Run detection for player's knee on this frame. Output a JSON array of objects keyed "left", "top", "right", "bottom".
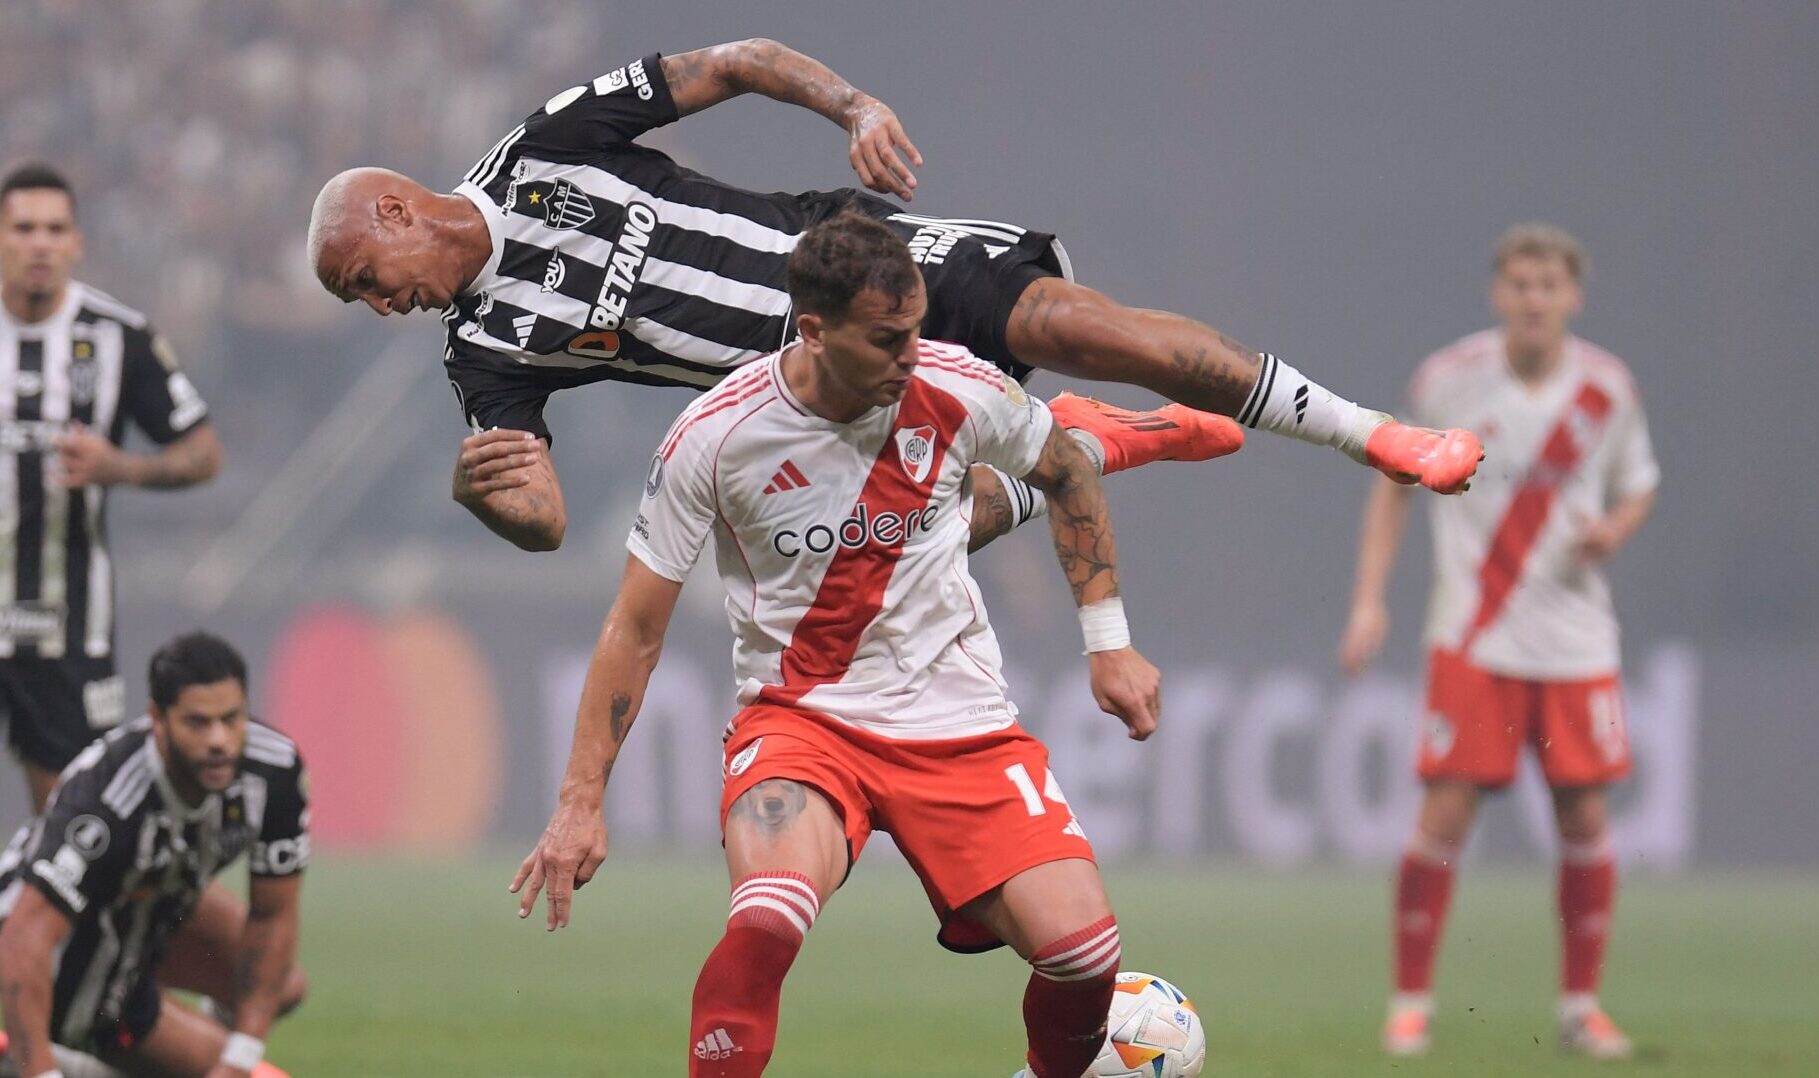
[
  {"left": 1029, "top": 914, "right": 1121, "bottom": 990},
  {"left": 725, "top": 871, "right": 820, "bottom": 947}
]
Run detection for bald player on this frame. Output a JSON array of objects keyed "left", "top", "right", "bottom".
[{"left": 308, "top": 39, "right": 1481, "bottom": 552}]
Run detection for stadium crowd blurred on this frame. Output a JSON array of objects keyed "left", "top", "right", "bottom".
[{"left": 2, "top": 0, "right": 594, "bottom": 402}]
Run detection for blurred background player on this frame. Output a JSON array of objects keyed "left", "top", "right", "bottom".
[
  {"left": 307, "top": 37, "right": 1479, "bottom": 553},
  {"left": 0, "top": 163, "right": 222, "bottom": 813},
  {"left": 0, "top": 631, "right": 307, "bottom": 1078},
  {"left": 513, "top": 214, "right": 1160, "bottom": 1077},
  {"left": 1339, "top": 224, "right": 1660, "bottom": 1059}
]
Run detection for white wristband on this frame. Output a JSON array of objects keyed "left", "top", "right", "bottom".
[
  {"left": 32, "top": 1070, "right": 65, "bottom": 1078},
  {"left": 222, "top": 1032, "right": 265, "bottom": 1071},
  {"left": 1078, "top": 597, "right": 1131, "bottom": 653}
]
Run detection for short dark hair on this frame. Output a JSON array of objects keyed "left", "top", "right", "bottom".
[
  {"left": 786, "top": 211, "right": 920, "bottom": 323},
  {"left": 148, "top": 632, "right": 247, "bottom": 710},
  {"left": 0, "top": 162, "right": 76, "bottom": 218}
]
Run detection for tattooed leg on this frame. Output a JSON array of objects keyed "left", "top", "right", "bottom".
[
  {"left": 1004, "top": 277, "right": 1392, "bottom": 458},
  {"left": 724, "top": 778, "right": 849, "bottom": 900}
]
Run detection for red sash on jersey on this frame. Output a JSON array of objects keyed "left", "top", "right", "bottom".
[
  {"left": 758, "top": 380, "right": 971, "bottom": 706},
  {"left": 1456, "top": 380, "right": 1614, "bottom": 655}
]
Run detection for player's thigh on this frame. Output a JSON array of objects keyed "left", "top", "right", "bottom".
[
  {"left": 959, "top": 857, "right": 1112, "bottom": 960},
  {"left": 723, "top": 778, "right": 849, "bottom": 901},
  {"left": 157, "top": 880, "right": 247, "bottom": 999},
  {"left": 108, "top": 993, "right": 225, "bottom": 1078}
]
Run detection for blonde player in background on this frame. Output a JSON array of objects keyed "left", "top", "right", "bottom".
[{"left": 1340, "top": 224, "right": 1659, "bottom": 1060}]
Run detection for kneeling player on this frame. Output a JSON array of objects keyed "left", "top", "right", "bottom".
[
  {"left": 515, "top": 212, "right": 1160, "bottom": 1077},
  {"left": 0, "top": 633, "right": 307, "bottom": 1078}
]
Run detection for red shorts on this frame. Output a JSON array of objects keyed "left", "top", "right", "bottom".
[
  {"left": 1418, "top": 648, "right": 1631, "bottom": 788},
  {"left": 719, "top": 705, "right": 1096, "bottom": 953}
]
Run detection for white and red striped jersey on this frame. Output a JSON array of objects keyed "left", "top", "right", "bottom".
[
  {"left": 628, "top": 340, "right": 1054, "bottom": 738},
  {"left": 1411, "top": 330, "right": 1660, "bottom": 679}
]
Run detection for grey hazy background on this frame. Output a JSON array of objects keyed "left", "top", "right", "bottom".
[{"left": 3, "top": 1, "right": 1815, "bottom": 864}]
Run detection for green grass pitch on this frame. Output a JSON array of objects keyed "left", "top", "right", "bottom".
[{"left": 269, "top": 855, "right": 1819, "bottom": 1076}]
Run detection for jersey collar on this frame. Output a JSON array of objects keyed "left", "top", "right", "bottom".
[
  {"left": 0, "top": 281, "right": 83, "bottom": 338},
  {"left": 453, "top": 182, "right": 506, "bottom": 296}
]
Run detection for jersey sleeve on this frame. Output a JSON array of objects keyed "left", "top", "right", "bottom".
[
  {"left": 21, "top": 768, "right": 136, "bottom": 921},
  {"left": 626, "top": 421, "right": 716, "bottom": 583},
  {"left": 521, "top": 53, "right": 681, "bottom": 157},
  {"left": 249, "top": 752, "right": 311, "bottom": 879},
  {"left": 953, "top": 367, "right": 1054, "bottom": 477},
  {"left": 446, "top": 337, "right": 557, "bottom": 442},
  {"left": 119, "top": 325, "right": 209, "bottom": 445},
  {"left": 1607, "top": 392, "right": 1661, "bottom": 503}
]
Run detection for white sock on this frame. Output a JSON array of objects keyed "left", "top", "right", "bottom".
[
  {"left": 1390, "top": 991, "right": 1435, "bottom": 1016},
  {"left": 1557, "top": 992, "right": 1600, "bottom": 1023},
  {"left": 1235, "top": 353, "right": 1389, "bottom": 461}
]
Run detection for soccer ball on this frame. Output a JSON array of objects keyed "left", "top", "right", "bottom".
[{"left": 1087, "top": 972, "right": 1207, "bottom": 1077}]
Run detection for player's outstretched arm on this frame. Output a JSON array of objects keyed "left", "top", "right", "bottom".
[
  {"left": 1339, "top": 475, "right": 1415, "bottom": 676},
  {"left": 1020, "top": 424, "right": 1162, "bottom": 740},
  {"left": 222, "top": 874, "right": 303, "bottom": 1065},
  {"left": 0, "top": 887, "right": 75, "bottom": 1078},
  {"left": 662, "top": 39, "right": 922, "bottom": 201},
  {"left": 513, "top": 557, "right": 683, "bottom": 930},
  {"left": 452, "top": 429, "right": 568, "bottom": 551}
]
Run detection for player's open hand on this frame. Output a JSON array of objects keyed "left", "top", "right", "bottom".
[
  {"left": 52, "top": 421, "right": 129, "bottom": 487},
  {"left": 845, "top": 94, "right": 922, "bottom": 202},
  {"left": 511, "top": 798, "right": 609, "bottom": 931},
  {"left": 1087, "top": 647, "right": 1162, "bottom": 741},
  {"left": 1339, "top": 602, "right": 1390, "bottom": 676},
  {"left": 454, "top": 428, "right": 543, "bottom": 501}
]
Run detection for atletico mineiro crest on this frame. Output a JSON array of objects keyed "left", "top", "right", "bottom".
[{"left": 894, "top": 425, "right": 936, "bottom": 483}]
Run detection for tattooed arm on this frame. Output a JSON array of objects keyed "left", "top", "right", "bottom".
[
  {"left": 661, "top": 40, "right": 923, "bottom": 200},
  {"left": 0, "top": 888, "right": 73, "bottom": 1078},
  {"left": 1021, "top": 423, "right": 1119, "bottom": 606},
  {"left": 1018, "top": 422, "right": 1162, "bottom": 739},
  {"left": 513, "top": 557, "right": 683, "bottom": 929},
  {"left": 452, "top": 430, "right": 568, "bottom": 552},
  {"left": 966, "top": 464, "right": 1018, "bottom": 553},
  {"left": 53, "top": 420, "right": 221, "bottom": 490},
  {"left": 228, "top": 874, "right": 302, "bottom": 1051}
]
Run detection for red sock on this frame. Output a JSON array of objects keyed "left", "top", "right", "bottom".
[
  {"left": 1024, "top": 916, "right": 1120, "bottom": 1078},
  {"left": 689, "top": 873, "right": 819, "bottom": 1077},
  {"left": 1394, "top": 840, "right": 1456, "bottom": 994},
  {"left": 1559, "top": 841, "right": 1616, "bottom": 994}
]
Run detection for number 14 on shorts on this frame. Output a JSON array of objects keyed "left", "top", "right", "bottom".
[{"left": 1005, "top": 763, "right": 1088, "bottom": 839}]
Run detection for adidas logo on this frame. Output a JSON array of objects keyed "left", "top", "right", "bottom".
[
  {"left": 512, "top": 314, "right": 538, "bottom": 349},
  {"left": 694, "top": 1028, "right": 742, "bottom": 1060},
  {"left": 762, "top": 459, "right": 811, "bottom": 495},
  {"left": 1293, "top": 384, "right": 1309, "bottom": 424}
]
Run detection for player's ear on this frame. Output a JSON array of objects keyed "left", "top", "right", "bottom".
[
  {"left": 375, "top": 193, "right": 411, "bottom": 228},
  {"left": 796, "top": 312, "right": 824, "bottom": 349}
]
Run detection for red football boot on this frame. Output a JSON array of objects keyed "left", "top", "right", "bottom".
[{"left": 1046, "top": 392, "right": 1245, "bottom": 476}]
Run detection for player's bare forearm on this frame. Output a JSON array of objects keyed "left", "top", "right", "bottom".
[
  {"left": 230, "top": 876, "right": 301, "bottom": 1039},
  {"left": 0, "top": 893, "right": 70, "bottom": 1077},
  {"left": 966, "top": 464, "right": 1017, "bottom": 553},
  {"left": 664, "top": 39, "right": 863, "bottom": 124},
  {"left": 559, "top": 559, "right": 683, "bottom": 807},
  {"left": 1024, "top": 425, "right": 1120, "bottom": 606},
  {"left": 1603, "top": 487, "right": 1657, "bottom": 552},
  {"left": 1351, "top": 475, "right": 1414, "bottom": 611},
  {"left": 127, "top": 422, "right": 222, "bottom": 489},
  {"left": 455, "top": 450, "right": 567, "bottom": 551}
]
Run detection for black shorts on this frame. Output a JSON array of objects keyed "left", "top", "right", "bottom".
[
  {"left": 51, "top": 962, "right": 163, "bottom": 1055},
  {"left": 874, "top": 209, "right": 1074, "bottom": 383},
  {"left": 1, "top": 655, "right": 125, "bottom": 771}
]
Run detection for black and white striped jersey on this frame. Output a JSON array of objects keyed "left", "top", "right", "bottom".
[
  {"left": 444, "top": 52, "right": 1052, "bottom": 442},
  {"left": 0, "top": 283, "right": 209, "bottom": 662},
  {"left": 0, "top": 715, "right": 307, "bottom": 1046}
]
